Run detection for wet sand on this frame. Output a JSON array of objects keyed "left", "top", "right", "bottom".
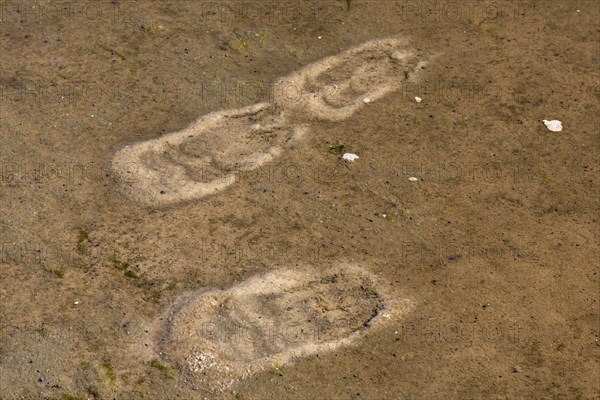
[{"left": 1, "top": 1, "right": 598, "bottom": 399}]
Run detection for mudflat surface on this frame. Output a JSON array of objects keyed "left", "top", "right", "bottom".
[{"left": 1, "top": 1, "right": 599, "bottom": 399}]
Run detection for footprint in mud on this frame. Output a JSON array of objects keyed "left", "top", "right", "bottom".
[
  {"left": 155, "top": 264, "right": 414, "bottom": 391},
  {"left": 111, "top": 103, "right": 306, "bottom": 208},
  {"left": 111, "top": 37, "right": 427, "bottom": 207},
  {"left": 272, "top": 37, "right": 427, "bottom": 121}
]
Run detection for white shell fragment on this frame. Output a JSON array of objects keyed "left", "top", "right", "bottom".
[
  {"left": 543, "top": 119, "right": 562, "bottom": 132},
  {"left": 363, "top": 97, "right": 371, "bottom": 104},
  {"left": 342, "top": 153, "right": 359, "bottom": 161},
  {"left": 408, "top": 177, "right": 419, "bottom": 182},
  {"left": 415, "top": 96, "right": 422, "bottom": 103}
]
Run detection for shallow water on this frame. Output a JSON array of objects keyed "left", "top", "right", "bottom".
[{"left": 1, "top": 1, "right": 598, "bottom": 399}]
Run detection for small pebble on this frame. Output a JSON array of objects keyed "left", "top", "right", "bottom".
[
  {"left": 363, "top": 97, "right": 370, "bottom": 104},
  {"left": 415, "top": 96, "right": 422, "bottom": 103},
  {"left": 408, "top": 177, "right": 418, "bottom": 182},
  {"left": 342, "top": 153, "right": 359, "bottom": 161}
]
